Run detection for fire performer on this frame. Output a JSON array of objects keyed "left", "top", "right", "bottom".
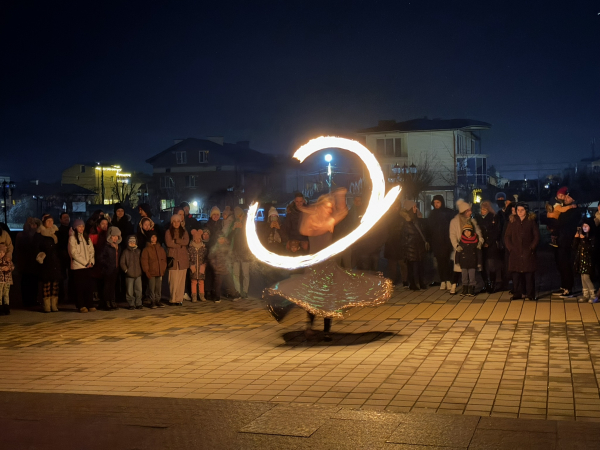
[{"left": 263, "top": 188, "right": 393, "bottom": 341}]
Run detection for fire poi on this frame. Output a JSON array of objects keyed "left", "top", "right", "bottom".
[{"left": 246, "top": 136, "right": 401, "bottom": 322}]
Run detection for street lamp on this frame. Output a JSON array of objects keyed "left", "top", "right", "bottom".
[
  {"left": 325, "top": 154, "right": 333, "bottom": 193},
  {"left": 2, "top": 180, "right": 16, "bottom": 224}
]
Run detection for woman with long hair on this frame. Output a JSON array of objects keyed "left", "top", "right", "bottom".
[
  {"left": 68, "top": 219, "right": 96, "bottom": 312},
  {"left": 165, "top": 214, "right": 189, "bottom": 305}
]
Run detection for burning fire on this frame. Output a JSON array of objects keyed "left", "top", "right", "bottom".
[{"left": 246, "top": 136, "right": 401, "bottom": 268}]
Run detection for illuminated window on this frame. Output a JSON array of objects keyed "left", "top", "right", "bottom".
[{"left": 176, "top": 151, "right": 187, "bottom": 164}]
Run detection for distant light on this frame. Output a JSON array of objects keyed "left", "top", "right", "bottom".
[
  {"left": 192, "top": 201, "right": 198, "bottom": 207},
  {"left": 325, "top": 154, "right": 332, "bottom": 162}
]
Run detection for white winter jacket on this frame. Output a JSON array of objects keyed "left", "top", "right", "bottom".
[{"left": 68, "top": 233, "right": 95, "bottom": 270}]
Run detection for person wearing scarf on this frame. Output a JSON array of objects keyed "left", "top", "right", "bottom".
[{"left": 456, "top": 223, "right": 481, "bottom": 297}]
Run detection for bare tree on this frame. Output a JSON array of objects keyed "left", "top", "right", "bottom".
[{"left": 400, "top": 156, "right": 436, "bottom": 201}]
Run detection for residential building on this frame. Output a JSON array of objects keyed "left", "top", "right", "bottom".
[
  {"left": 61, "top": 163, "right": 149, "bottom": 205},
  {"left": 357, "top": 118, "right": 491, "bottom": 211},
  {"left": 145, "top": 137, "right": 278, "bottom": 214}
]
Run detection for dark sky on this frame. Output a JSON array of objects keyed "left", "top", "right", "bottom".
[{"left": 1, "top": 0, "right": 599, "bottom": 181}]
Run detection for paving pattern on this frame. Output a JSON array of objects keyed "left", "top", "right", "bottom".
[{"left": 1, "top": 286, "right": 600, "bottom": 423}]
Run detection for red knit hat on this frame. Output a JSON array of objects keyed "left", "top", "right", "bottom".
[{"left": 557, "top": 186, "right": 569, "bottom": 196}]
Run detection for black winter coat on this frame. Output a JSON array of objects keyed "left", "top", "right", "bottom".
[
  {"left": 112, "top": 215, "right": 134, "bottom": 248},
  {"left": 400, "top": 210, "right": 427, "bottom": 262},
  {"left": 36, "top": 233, "right": 63, "bottom": 282},
  {"left": 427, "top": 207, "right": 455, "bottom": 258},
  {"left": 384, "top": 208, "right": 406, "bottom": 260},
  {"left": 573, "top": 235, "right": 594, "bottom": 275},
  {"left": 205, "top": 218, "right": 222, "bottom": 249},
  {"left": 557, "top": 207, "right": 582, "bottom": 247},
  {"left": 100, "top": 243, "right": 120, "bottom": 276},
  {"left": 456, "top": 241, "right": 480, "bottom": 270},
  {"left": 478, "top": 213, "right": 504, "bottom": 260}
]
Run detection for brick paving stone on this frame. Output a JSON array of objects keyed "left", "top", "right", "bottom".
[{"left": 2, "top": 267, "right": 600, "bottom": 423}]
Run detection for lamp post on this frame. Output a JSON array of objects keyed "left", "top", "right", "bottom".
[
  {"left": 325, "top": 154, "right": 333, "bottom": 193},
  {"left": 2, "top": 180, "right": 16, "bottom": 224}
]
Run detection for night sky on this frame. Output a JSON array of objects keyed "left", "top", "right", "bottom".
[{"left": 1, "top": 1, "right": 599, "bottom": 182}]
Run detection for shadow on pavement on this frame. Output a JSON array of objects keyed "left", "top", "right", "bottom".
[{"left": 279, "top": 330, "right": 395, "bottom": 346}]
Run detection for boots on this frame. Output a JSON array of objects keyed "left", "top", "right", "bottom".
[
  {"left": 479, "top": 283, "right": 489, "bottom": 294},
  {"left": 191, "top": 293, "right": 198, "bottom": 303},
  {"left": 43, "top": 297, "right": 52, "bottom": 313},
  {"left": 111, "top": 300, "right": 119, "bottom": 310},
  {"left": 467, "top": 286, "right": 475, "bottom": 297},
  {"left": 460, "top": 285, "right": 468, "bottom": 296},
  {"left": 579, "top": 289, "right": 590, "bottom": 303},
  {"left": 449, "top": 283, "right": 457, "bottom": 295},
  {"left": 199, "top": 293, "right": 206, "bottom": 302},
  {"left": 51, "top": 296, "right": 59, "bottom": 312}
]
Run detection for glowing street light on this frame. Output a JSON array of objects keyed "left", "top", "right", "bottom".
[{"left": 325, "top": 154, "right": 333, "bottom": 192}]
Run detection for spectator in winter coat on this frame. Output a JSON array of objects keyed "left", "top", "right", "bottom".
[
  {"left": 0, "top": 243, "right": 14, "bottom": 315},
  {"left": 179, "top": 202, "right": 201, "bottom": 232},
  {"left": 384, "top": 202, "right": 408, "bottom": 286},
  {"left": 188, "top": 229, "right": 208, "bottom": 302},
  {"left": 90, "top": 216, "right": 109, "bottom": 302},
  {"left": 0, "top": 221, "right": 14, "bottom": 261},
  {"left": 400, "top": 200, "right": 429, "bottom": 290},
  {"left": 281, "top": 193, "right": 309, "bottom": 251},
  {"left": 477, "top": 201, "right": 504, "bottom": 293},
  {"left": 456, "top": 223, "right": 481, "bottom": 297},
  {"left": 505, "top": 203, "right": 540, "bottom": 301},
  {"left": 165, "top": 214, "right": 190, "bottom": 305},
  {"left": 68, "top": 219, "right": 96, "bottom": 313},
  {"left": 56, "top": 212, "right": 71, "bottom": 302},
  {"left": 208, "top": 234, "right": 235, "bottom": 303},
  {"left": 137, "top": 203, "right": 163, "bottom": 244},
  {"left": 35, "top": 215, "right": 64, "bottom": 313},
  {"left": 206, "top": 206, "right": 223, "bottom": 248},
  {"left": 574, "top": 219, "right": 596, "bottom": 303},
  {"left": 449, "top": 199, "right": 483, "bottom": 295},
  {"left": 426, "top": 194, "right": 456, "bottom": 290},
  {"left": 553, "top": 193, "right": 581, "bottom": 298},
  {"left": 120, "top": 235, "right": 143, "bottom": 310},
  {"left": 141, "top": 230, "right": 167, "bottom": 308},
  {"left": 15, "top": 218, "right": 41, "bottom": 307},
  {"left": 99, "top": 226, "right": 121, "bottom": 310},
  {"left": 231, "top": 207, "right": 252, "bottom": 298},
  {"left": 111, "top": 203, "right": 134, "bottom": 249}
]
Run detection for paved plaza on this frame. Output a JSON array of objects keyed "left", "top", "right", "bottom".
[{"left": 1, "top": 283, "right": 600, "bottom": 426}]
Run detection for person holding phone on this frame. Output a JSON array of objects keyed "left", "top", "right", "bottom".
[{"left": 574, "top": 220, "right": 596, "bottom": 302}]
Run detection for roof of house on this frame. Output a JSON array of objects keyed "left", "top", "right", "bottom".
[
  {"left": 358, "top": 118, "right": 492, "bottom": 134},
  {"left": 145, "top": 138, "right": 274, "bottom": 167},
  {"left": 16, "top": 182, "right": 96, "bottom": 197}
]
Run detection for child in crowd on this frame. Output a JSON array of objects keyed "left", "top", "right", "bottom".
[
  {"left": 140, "top": 230, "right": 167, "bottom": 308},
  {"left": 0, "top": 243, "right": 14, "bottom": 315},
  {"left": 546, "top": 187, "right": 576, "bottom": 247},
  {"left": 100, "top": 226, "right": 121, "bottom": 310},
  {"left": 574, "top": 220, "right": 596, "bottom": 303},
  {"left": 208, "top": 234, "right": 233, "bottom": 303},
  {"left": 456, "top": 223, "right": 481, "bottom": 297},
  {"left": 120, "top": 235, "right": 143, "bottom": 310},
  {"left": 188, "top": 229, "right": 208, "bottom": 302}
]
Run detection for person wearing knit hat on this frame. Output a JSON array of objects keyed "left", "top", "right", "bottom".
[
  {"left": 99, "top": 226, "right": 122, "bottom": 310},
  {"left": 140, "top": 229, "right": 167, "bottom": 308},
  {"left": 477, "top": 200, "right": 503, "bottom": 294},
  {"left": 456, "top": 222, "right": 480, "bottom": 297},
  {"left": 120, "top": 235, "right": 143, "bottom": 309},
  {"left": 138, "top": 203, "right": 153, "bottom": 219},
  {"left": 72, "top": 219, "right": 85, "bottom": 229},
  {"left": 165, "top": 211, "right": 190, "bottom": 305},
  {"left": 267, "top": 206, "right": 282, "bottom": 247},
  {"left": 448, "top": 199, "right": 483, "bottom": 295},
  {"left": 0, "top": 242, "right": 14, "bottom": 315},
  {"left": 428, "top": 194, "right": 455, "bottom": 290}
]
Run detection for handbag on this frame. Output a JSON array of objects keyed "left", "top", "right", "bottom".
[{"left": 167, "top": 256, "right": 175, "bottom": 269}]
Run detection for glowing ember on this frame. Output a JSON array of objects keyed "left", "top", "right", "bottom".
[{"left": 246, "top": 136, "right": 401, "bottom": 268}]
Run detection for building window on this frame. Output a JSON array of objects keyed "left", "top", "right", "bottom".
[
  {"left": 160, "top": 199, "right": 175, "bottom": 210},
  {"left": 176, "top": 151, "right": 187, "bottom": 164},
  {"left": 186, "top": 175, "right": 197, "bottom": 187},
  {"left": 80, "top": 165, "right": 86, "bottom": 173},
  {"left": 160, "top": 176, "right": 175, "bottom": 188},
  {"left": 376, "top": 138, "right": 406, "bottom": 157},
  {"left": 199, "top": 151, "right": 209, "bottom": 163}
]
